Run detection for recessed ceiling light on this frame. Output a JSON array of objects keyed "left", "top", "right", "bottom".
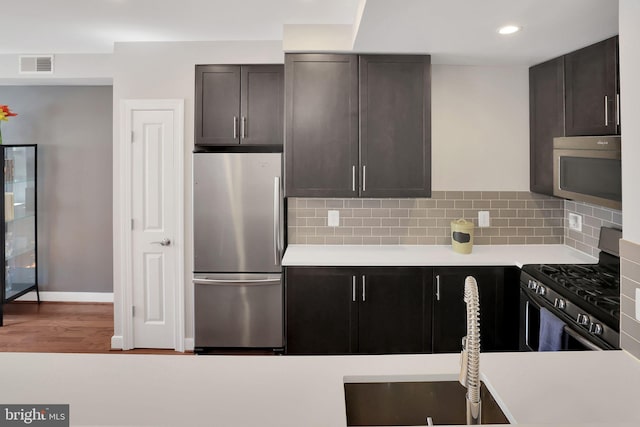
[{"left": 498, "top": 25, "right": 521, "bottom": 35}]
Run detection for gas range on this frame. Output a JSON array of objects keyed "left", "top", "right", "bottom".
[
  {"left": 519, "top": 227, "right": 622, "bottom": 351},
  {"left": 522, "top": 262, "right": 620, "bottom": 329}
]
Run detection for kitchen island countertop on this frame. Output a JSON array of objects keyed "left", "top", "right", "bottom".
[
  {"left": 0, "top": 350, "right": 639, "bottom": 426},
  {"left": 282, "top": 244, "right": 597, "bottom": 268}
]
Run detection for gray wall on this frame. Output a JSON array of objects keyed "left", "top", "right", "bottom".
[{"left": 0, "top": 86, "right": 113, "bottom": 292}]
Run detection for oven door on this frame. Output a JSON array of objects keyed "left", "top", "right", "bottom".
[{"left": 519, "top": 287, "right": 604, "bottom": 352}]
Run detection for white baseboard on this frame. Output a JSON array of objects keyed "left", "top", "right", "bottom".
[
  {"left": 16, "top": 291, "right": 114, "bottom": 303},
  {"left": 184, "top": 338, "right": 194, "bottom": 351},
  {"left": 111, "top": 335, "right": 124, "bottom": 350}
]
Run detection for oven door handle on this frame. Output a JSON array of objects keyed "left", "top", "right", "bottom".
[
  {"left": 525, "top": 300, "right": 531, "bottom": 348},
  {"left": 563, "top": 326, "right": 603, "bottom": 351}
]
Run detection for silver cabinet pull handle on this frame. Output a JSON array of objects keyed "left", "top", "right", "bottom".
[
  {"left": 435, "top": 274, "right": 440, "bottom": 301},
  {"left": 151, "top": 238, "right": 171, "bottom": 246},
  {"left": 617, "top": 93, "right": 621, "bottom": 127},
  {"left": 362, "top": 275, "right": 366, "bottom": 302},
  {"left": 241, "top": 116, "right": 247, "bottom": 139},
  {"left": 352, "top": 276, "right": 356, "bottom": 302},
  {"left": 233, "top": 116, "right": 238, "bottom": 139},
  {"left": 604, "top": 96, "right": 609, "bottom": 126},
  {"left": 362, "top": 165, "right": 367, "bottom": 192},
  {"left": 352, "top": 165, "right": 356, "bottom": 192}
]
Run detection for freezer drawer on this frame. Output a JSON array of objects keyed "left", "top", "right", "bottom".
[{"left": 194, "top": 273, "right": 283, "bottom": 349}]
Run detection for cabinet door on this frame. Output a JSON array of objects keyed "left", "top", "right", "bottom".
[
  {"left": 284, "top": 54, "right": 359, "bottom": 197},
  {"left": 285, "top": 267, "right": 358, "bottom": 355},
  {"left": 357, "top": 268, "right": 432, "bottom": 354},
  {"left": 529, "top": 57, "right": 565, "bottom": 196},
  {"left": 195, "top": 65, "right": 241, "bottom": 146},
  {"left": 240, "top": 65, "right": 284, "bottom": 146},
  {"left": 565, "top": 37, "right": 619, "bottom": 136},
  {"left": 432, "top": 267, "right": 502, "bottom": 353},
  {"left": 359, "top": 55, "right": 431, "bottom": 197}
]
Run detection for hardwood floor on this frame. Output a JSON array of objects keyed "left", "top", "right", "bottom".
[{"left": 0, "top": 302, "right": 188, "bottom": 355}]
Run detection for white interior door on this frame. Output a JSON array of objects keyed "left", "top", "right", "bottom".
[{"left": 131, "top": 109, "right": 178, "bottom": 349}]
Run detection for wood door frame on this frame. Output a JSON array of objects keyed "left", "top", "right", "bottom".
[{"left": 116, "top": 99, "right": 185, "bottom": 351}]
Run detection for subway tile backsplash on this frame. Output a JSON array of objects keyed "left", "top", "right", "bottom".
[
  {"left": 620, "top": 239, "right": 640, "bottom": 359},
  {"left": 288, "top": 191, "right": 565, "bottom": 245},
  {"left": 564, "top": 200, "right": 623, "bottom": 257}
]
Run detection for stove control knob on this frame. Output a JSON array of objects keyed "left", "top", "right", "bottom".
[
  {"left": 577, "top": 314, "right": 590, "bottom": 326},
  {"left": 528, "top": 280, "right": 538, "bottom": 291},
  {"left": 536, "top": 286, "right": 547, "bottom": 296},
  {"left": 554, "top": 298, "right": 566, "bottom": 310},
  {"left": 589, "top": 323, "right": 604, "bottom": 335}
]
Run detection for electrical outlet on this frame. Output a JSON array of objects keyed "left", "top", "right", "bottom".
[
  {"left": 478, "top": 211, "right": 490, "bottom": 228},
  {"left": 568, "top": 213, "right": 583, "bottom": 232},
  {"left": 328, "top": 210, "right": 340, "bottom": 227}
]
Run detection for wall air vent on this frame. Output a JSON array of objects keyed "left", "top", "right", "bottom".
[{"left": 19, "top": 55, "right": 54, "bottom": 74}]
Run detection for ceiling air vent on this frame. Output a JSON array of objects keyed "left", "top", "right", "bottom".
[{"left": 19, "top": 55, "right": 54, "bottom": 74}]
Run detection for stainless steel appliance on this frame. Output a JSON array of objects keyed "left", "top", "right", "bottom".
[
  {"left": 553, "top": 136, "right": 621, "bottom": 210},
  {"left": 519, "top": 227, "right": 621, "bottom": 351},
  {"left": 193, "top": 152, "right": 284, "bottom": 352}
]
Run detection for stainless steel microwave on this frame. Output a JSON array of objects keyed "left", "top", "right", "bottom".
[{"left": 553, "top": 136, "right": 621, "bottom": 210}]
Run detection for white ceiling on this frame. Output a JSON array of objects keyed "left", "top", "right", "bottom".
[
  {"left": 0, "top": 0, "right": 360, "bottom": 54},
  {"left": 0, "top": 0, "right": 619, "bottom": 65},
  {"left": 354, "top": 0, "right": 620, "bottom": 65}
]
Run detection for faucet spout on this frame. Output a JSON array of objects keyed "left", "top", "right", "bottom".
[{"left": 460, "top": 276, "right": 481, "bottom": 425}]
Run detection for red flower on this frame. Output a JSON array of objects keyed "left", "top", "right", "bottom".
[{"left": 0, "top": 105, "right": 18, "bottom": 121}]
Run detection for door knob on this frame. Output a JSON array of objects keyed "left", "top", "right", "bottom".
[{"left": 151, "top": 238, "right": 171, "bottom": 246}]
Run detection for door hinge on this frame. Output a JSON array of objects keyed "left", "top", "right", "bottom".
[
  {"left": 131, "top": 219, "right": 134, "bottom": 230},
  {"left": 132, "top": 306, "right": 135, "bottom": 317},
  {"left": 131, "top": 130, "right": 134, "bottom": 143}
]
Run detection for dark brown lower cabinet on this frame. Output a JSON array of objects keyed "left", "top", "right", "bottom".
[
  {"left": 285, "top": 265, "right": 519, "bottom": 355},
  {"left": 285, "top": 267, "right": 357, "bottom": 354},
  {"left": 432, "top": 267, "right": 520, "bottom": 353},
  {"left": 357, "top": 268, "right": 432, "bottom": 354},
  {"left": 285, "top": 267, "right": 432, "bottom": 355}
]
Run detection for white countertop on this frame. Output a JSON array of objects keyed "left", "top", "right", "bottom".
[
  {"left": 0, "top": 351, "right": 639, "bottom": 426},
  {"left": 282, "top": 244, "right": 597, "bottom": 268}
]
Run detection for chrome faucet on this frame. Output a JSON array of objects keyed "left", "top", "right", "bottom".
[{"left": 459, "top": 276, "right": 481, "bottom": 425}]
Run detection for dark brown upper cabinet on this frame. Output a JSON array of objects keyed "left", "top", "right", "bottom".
[
  {"left": 565, "top": 36, "right": 619, "bottom": 136},
  {"left": 195, "top": 64, "right": 283, "bottom": 146},
  {"left": 359, "top": 55, "right": 431, "bottom": 197},
  {"left": 529, "top": 57, "right": 565, "bottom": 196},
  {"left": 284, "top": 54, "right": 359, "bottom": 197},
  {"left": 529, "top": 36, "right": 620, "bottom": 196},
  {"left": 284, "top": 53, "right": 431, "bottom": 198}
]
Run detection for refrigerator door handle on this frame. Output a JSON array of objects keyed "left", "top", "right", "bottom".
[
  {"left": 274, "top": 176, "right": 281, "bottom": 265},
  {"left": 194, "top": 278, "right": 281, "bottom": 286}
]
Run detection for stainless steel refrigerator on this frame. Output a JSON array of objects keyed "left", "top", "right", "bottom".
[{"left": 193, "top": 152, "right": 283, "bottom": 351}]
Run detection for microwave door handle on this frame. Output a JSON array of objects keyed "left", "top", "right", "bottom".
[
  {"left": 562, "top": 326, "right": 603, "bottom": 351},
  {"left": 558, "top": 158, "right": 562, "bottom": 191}
]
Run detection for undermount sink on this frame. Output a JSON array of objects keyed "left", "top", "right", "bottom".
[{"left": 344, "top": 378, "right": 510, "bottom": 426}]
